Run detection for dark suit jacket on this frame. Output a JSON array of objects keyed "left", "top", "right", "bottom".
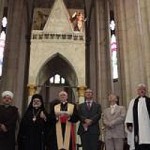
[{"left": 77, "top": 101, "right": 101, "bottom": 135}]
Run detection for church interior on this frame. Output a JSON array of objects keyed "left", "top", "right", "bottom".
[{"left": 0, "top": 0, "right": 150, "bottom": 115}]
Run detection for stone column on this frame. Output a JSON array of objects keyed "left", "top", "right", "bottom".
[
  {"left": 114, "top": 0, "right": 150, "bottom": 105},
  {"left": 77, "top": 86, "right": 86, "bottom": 104},
  {"left": 27, "top": 84, "right": 37, "bottom": 105},
  {"left": 137, "top": 0, "right": 150, "bottom": 94},
  {"left": 0, "top": 0, "right": 4, "bottom": 27},
  {"left": 76, "top": 86, "right": 86, "bottom": 149},
  {"left": 0, "top": 0, "right": 35, "bottom": 114},
  {"left": 93, "top": 1, "right": 113, "bottom": 143},
  {"left": 93, "top": 0, "right": 112, "bottom": 108},
  {"left": 83, "top": 0, "right": 96, "bottom": 89},
  {"left": 28, "top": 84, "right": 37, "bottom": 97}
]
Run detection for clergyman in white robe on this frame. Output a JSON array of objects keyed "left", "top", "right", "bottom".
[
  {"left": 125, "top": 98, "right": 135, "bottom": 150},
  {"left": 125, "top": 96, "right": 150, "bottom": 150}
]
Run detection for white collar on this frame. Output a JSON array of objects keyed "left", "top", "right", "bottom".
[
  {"left": 110, "top": 104, "right": 117, "bottom": 108},
  {"left": 61, "top": 101, "right": 67, "bottom": 105},
  {"left": 86, "top": 100, "right": 93, "bottom": 103}
]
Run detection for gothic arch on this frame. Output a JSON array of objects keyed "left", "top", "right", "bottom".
[
  {"left": 36, "top": 53, "right": 78, "bottom": 87},
  {"left": 31, "top": 53, "right": 79, "bottom": 107}
]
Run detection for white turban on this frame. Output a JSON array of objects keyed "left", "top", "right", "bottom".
[{"left": 2, "top": 91, "right": 14, "bottom": 99}]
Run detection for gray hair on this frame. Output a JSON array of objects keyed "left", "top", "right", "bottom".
[{"left": 137, "top": 83, "right": 146, "bottom": 88}]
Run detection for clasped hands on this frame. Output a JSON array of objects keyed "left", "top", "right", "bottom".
[
  {"left": 55, "top": 111, "right": 71, "bottom": 122},
  {"left": 0, "top": 123, "right": 7, "bottom": 132},
  {"left": 83, "top": 119, "right": 93, "bottom": 130},
  {"left": 127, "top": 126, "right": 133, "bottom": 132},
  {"left": 40, "top": 111, "right": 47, "bottom": 121},
  {"left": 55, "top": 111, "right": 70, "bottom": 118},
  {"left": 104, "top": 121, "right": 115, "bottom": 128}
]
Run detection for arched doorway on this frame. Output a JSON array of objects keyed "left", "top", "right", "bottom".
[{"left": 35, "top": 53, "right": 78, "bottom": 111}]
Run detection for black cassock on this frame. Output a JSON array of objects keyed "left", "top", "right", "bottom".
[
  {"left": 17, "top": 108, "right": 47, "bottom": 150},
  {"left": 46, "top": 102, "right": 79, "bottom": 150},
  {"left": 0, "top": 105, "right": 18, "bottom": 150}
]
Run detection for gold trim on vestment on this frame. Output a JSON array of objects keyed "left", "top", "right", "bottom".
[{"left": 54, "top": 103, "right": 74, "bottom": 150}]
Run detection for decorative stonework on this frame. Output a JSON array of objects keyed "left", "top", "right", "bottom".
[
  {"left": 43, "top": 0, "right": 73, "bottom": 33},
  {"left": 27, "top": 84, "right": 37, "bottom": 96},
  {"left": 29, "top": 0, "right": 86, "bottom": 88},
  {"left": 31, "top": 31, "right": 84, "bottom": 41}
]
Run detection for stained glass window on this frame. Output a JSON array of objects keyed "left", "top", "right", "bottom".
[
  {"left": 110, "top": 19, "right": 118, "bottom": 79},
  {"left": 49, "top": 74, "right": 65, "bottom": 84},
  {"left": 0, "top": 16, "right": 7, "bottom": 76}
]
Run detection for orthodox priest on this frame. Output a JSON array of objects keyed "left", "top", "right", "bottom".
[
  {"left": 47, "top": 91, "right": 78, "bottom": 150},
  {"left": 125, "top": 83, "right": 150, "bottom": 150},
  {"left": 0, "top": 91, "right": 19, "bottom": 150},
  {"left": 17, "top": 94, "right": 48, "bottom": 150}
]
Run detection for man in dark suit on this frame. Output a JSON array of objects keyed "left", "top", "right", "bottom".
[{"left": 77, "top": 89, "right": 101, "bottom": 150}]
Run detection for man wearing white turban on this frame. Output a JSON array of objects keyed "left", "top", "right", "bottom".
[
  {"left": 0, "top": 90, "right": 19, "bottom": 150},
  {"left": 2, "top": 91, "right": 14, "bottom": 99}
]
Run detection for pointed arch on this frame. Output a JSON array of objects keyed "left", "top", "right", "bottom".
[{"left": 36, "top": 53, "right": 78, "bottom": 87}]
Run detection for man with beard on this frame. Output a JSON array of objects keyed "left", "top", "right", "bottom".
[
  {"left": 17, "top": 94, "right": 48, "bottom": 150},
  {"left": 0, "top": 91, "right": 19, "bottom": 150}
]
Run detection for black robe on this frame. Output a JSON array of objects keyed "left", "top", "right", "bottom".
[
  {"left": 0, "top": 105, "right": 18, "bottom": 150},
  {"left": 17, "top": 108, "right": 48, "bottom": 150},
  {"left": 46, "top": 102, "right": 79, "bottom": 150}
]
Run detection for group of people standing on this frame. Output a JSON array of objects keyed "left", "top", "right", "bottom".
[
  {"left": 0, "top": 89, "right": 101, "bottom": 150},
  {"left": 0, "top": 83, "right": 150, "bottom": 150},
  {"left": 103, "top": 83, "right": 150, "bottom": 150}
]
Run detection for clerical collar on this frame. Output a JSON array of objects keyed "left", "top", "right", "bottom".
[
  {"left": 61, "top": 101, "right": 67, "bottom": 105},
  {"left": 138, "top": 96, "right": 146, "bottom": 101}
]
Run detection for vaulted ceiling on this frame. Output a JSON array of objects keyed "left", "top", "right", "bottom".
[{"left": 34, "top": 0, "right": 84, "bottom": 9}]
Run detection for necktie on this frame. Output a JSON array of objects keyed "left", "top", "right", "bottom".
[
  {"left": 111, "top": 106, "right": 115, "bottom": 114},
  {"left": 87, "top": 102, "right": 91, "bottom": 110}
]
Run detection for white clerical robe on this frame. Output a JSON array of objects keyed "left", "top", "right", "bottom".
[
  {"left": 125, "top": 99, "right": 135, "bottom": 150},
  {"left": 125, "top": 97, "right": 150, "bottom": 150}
]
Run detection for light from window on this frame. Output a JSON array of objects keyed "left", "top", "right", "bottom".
[
  {"left": 61, "top": 77, "right": 65, "bottom": 84},
  {"left": 50, "top": 77, "right": 54, "bottom": 83},
  {"left": 2, "top": 17, "right": 7, "bottom": 27},
  {"left": 110, "top": 20, "right": 118, "bottom": 79},
  {"left": 49, "top": 74, "right": 65, "bottom": 84},
  {"left": 54, "top": 74, "right": 60, "bottom": 84},
  {"left": 110, "top": 20, "right": 115, "bottom": 31},
  {"left": 0, "top": 17, "right": 7, "bottom": 76}
]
